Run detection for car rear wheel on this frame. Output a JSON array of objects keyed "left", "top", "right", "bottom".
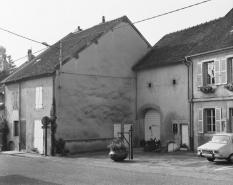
[
  {"left": 227, "top": 154, "right": 233, "bottom": 163},
  {"left": 207, "top": 157, "right": 215, "bottom": 162}
]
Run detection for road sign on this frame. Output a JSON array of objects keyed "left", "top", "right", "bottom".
[{"left": 41, "top": 116, "right": 50, "bottom": 126}]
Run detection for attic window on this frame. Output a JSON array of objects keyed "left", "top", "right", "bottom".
[{"left": 148, "top": 83, "right": 152, "bottom": 88}]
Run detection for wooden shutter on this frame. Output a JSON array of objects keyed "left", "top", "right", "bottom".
[
  {"left": 197, "top": 63, "right": 203, "bottom": 87},
  {"left": 198, "top": 109, "right": 203, "bottom": 133},
  {"left": 12, "top": 92, "right": 15, "bottom": 109},
  {"left": 36, "top": 87, "right": 43, "bottom": 109},
  {"left": 215, "top": 108, "right": 221, "bottom": 133},
  {"left": 15, "top": 91, "right": 18, "bottom": 109},
  {"left": 39, "top": 87, "right": 43, "bottom": 108},
  {"left": 36, "top": 87, "right": 39, "bottom": 108},
  {"left": 214, "top": 59, "right": 221, "bottom": 85},
  {"left": 221, "top": 58, "right": 227, "bottom": 84}
]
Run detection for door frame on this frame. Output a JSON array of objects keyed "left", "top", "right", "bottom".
[{"left": 180, "top": 124, "right": 189, "bottom": 147}]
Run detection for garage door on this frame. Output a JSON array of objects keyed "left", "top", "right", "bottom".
[
  {"left": 34, "top": 120, "right": 43, "bottom": 154},
  {"left": 145, "top": 109, "right": 160, "bottom": 141}
]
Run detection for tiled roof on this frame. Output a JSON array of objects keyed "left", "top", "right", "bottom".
[
  {"left": 4, "top": 16, "right": 129, "bottom": 83},
  {"left": 132, "top": 8, "right": 233, "bottom": 71}
]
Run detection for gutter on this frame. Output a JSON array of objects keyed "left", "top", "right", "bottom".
[{"left": 186, "top": 46, "right": 233, "bottom": 59}]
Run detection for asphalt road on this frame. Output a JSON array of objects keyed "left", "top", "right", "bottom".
[{"left": 0, "top": 152, "right": 233, "bottom": 185}]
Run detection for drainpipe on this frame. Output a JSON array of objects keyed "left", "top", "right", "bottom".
[
  {"left": 183, "top": 57, "right": 194, "bottom": 151},
  {"left": 18, "top": 82, "right": 21, "bottom": 151},
  {"left": 135, "top": 72, "right": 138, "bottom": 146}
]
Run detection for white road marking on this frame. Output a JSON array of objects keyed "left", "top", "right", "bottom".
[{"left": 215, "top": 166, "right": 233, "bottom": 171}]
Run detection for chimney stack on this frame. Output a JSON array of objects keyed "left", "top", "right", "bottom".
[
  {"left": 78, "top": 26, "right": 82, "bottom": 31},
  {"left": 28, "top": 49, "right": 32, "bottom": 62},
  {"left": 102, "top": 16, "right": 105, "bottom": 23}
]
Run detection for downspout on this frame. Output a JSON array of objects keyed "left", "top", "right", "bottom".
[
  {"left": 184, "top": 57, "right": 194, "bottom": 151},
  {"left": 135, "top": 71, "right": 138, "bottom": 146},
  {"left": 18, "top": 82, "right": 21, "bottom": 151}
]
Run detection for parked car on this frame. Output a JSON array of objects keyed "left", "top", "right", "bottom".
[{"left": 197, "top": 133, "right": 233, "bottom": 163}]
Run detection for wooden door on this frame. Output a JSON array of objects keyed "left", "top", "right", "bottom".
[{"left": 34, "top": 120, "right": 43, "bottom": 154}]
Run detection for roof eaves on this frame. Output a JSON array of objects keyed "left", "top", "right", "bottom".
[{"left": 134, "top": 59, "right": 185, "bottom": 72}]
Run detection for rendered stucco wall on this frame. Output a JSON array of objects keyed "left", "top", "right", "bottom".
[
  {"left": 55, "top": 22, "right": 150, "bottom": 153},
  {"left": 192, "top": 49, "right": 233, "bottom": 149},
  {"left": 137, "top": 63, "right": 189, "bottom": 146},
  {"left": 5, "top": 77, "right": 53, "bottom": 152}
]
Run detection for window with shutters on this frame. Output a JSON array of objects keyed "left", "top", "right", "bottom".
[
  {"left": 197, "top": 58, "right": 228, "bottom": 88},
  {"left": 198, "top": 108, "right": 221, "bottom": 134},
  {"left": 205, "top": 109, "right": 215, "bottom": 133},
  {"left": 227, "top": 58, "right": 233, "bottom": 83},
  {"left": 13, "top": 91, "right": 18, "bottom": 110},
  {"left": 35, "top": 86, "right": 43, "bottom": 109}
]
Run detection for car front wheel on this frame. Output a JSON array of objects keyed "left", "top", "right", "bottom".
[{"left": 207, "top": 157, "right": 215, "bottom": 162}]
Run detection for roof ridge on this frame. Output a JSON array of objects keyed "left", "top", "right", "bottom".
[
  {"left": 74, "top": 15, "right": 126, "bottom": 34},
  {"left": 165, "top": 16, "right": 223, "bottom": 36}
]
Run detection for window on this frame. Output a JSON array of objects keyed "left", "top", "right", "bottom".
[
  {"left": 13, "top": 91, "right": 18, "bottom": 110},
  {"left": 14, "top": 121, "right": 19, "bottom": 136},
  {"left": 205, "top": 109, "right": 215, "bottom": 132},
  {"left": 204, "top": 62, "right": 215, "bottom": 85},
  {"left": 35, "top": 86, "right": 43, "bottom": 109},
  {"left": 197, "top": 58, "right": 227, "bottom": 87},
  {"left": 198, "top": 108, "right": 221, "bottom": 134},
  {"left": 228, "top": 58, "right": 233, "bottom": 82},
  {"left": 148, "top": 83, "right": 152, "bottom": 88}
]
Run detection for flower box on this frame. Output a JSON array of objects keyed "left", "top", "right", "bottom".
[
  {"left": 224, "top": 82, "right": 233, "bottom": 91},
  {"left": 200, "top": 86, "right": 215, "bottom": 93}
]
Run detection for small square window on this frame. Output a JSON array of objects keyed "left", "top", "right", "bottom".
[
  {"left": 148, "top": 83, "right": 152, "bottom": 88},
  {"left": 173, "top": 79, "right": 176, "bottom": 85}
]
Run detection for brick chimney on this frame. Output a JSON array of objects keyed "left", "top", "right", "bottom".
[
  {"left": 73, "top": 26, "right": 83, "bottom": 33},
  {"left": 102, "top": 16, "right": 105, "bottom": 23}
]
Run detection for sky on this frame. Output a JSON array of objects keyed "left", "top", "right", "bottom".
[{"left": 0, "top": 0, "right": 232, "bottom": 67}]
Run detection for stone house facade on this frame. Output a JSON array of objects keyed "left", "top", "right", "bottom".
[{"left": 2, "top": 16, "right": 151, "bottom": 154}]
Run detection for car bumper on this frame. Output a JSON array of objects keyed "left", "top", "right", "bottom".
[{"left": 197, "top": 152, "right": 225, "bottom": 159}]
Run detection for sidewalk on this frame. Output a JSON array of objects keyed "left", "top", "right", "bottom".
[{"left": 0, "top": 147, "right": 197, "bottom": 161}]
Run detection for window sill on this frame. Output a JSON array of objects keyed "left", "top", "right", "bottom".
[{"left": 35, "top": 107, "right": 44, "bottom": 111}]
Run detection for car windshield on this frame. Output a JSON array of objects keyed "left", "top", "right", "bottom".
[{"left": 209, "top": 135, "right": 230, "bottom": 144}]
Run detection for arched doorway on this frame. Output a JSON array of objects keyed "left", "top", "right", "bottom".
[{"left": 145, "top": 109, "right": 161, "bottom": 140}]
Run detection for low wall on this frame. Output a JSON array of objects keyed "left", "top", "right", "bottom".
[{"left": 64, "top": 138, "right": 114, "bottom": 154}]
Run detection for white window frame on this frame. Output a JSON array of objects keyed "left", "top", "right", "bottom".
[{"left": 35, "top": 86, "right": 43, "bottom": 109}]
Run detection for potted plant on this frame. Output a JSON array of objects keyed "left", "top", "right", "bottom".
[
  {"left": 180, "top": 143, "right": 189, "bottom": 151},
  {"left": 107, "top": 138, "right": 128, "bottom": 162},
  {"left": 199, "top": 86, "right": 215, "bottom": 93},
  {"left": 224, "top": 82, "right": 233, "bottom": 91}
]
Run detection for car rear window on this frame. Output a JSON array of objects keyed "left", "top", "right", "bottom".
[{"left": 209, "top": 135, "right": 230, "bottom": 144}]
